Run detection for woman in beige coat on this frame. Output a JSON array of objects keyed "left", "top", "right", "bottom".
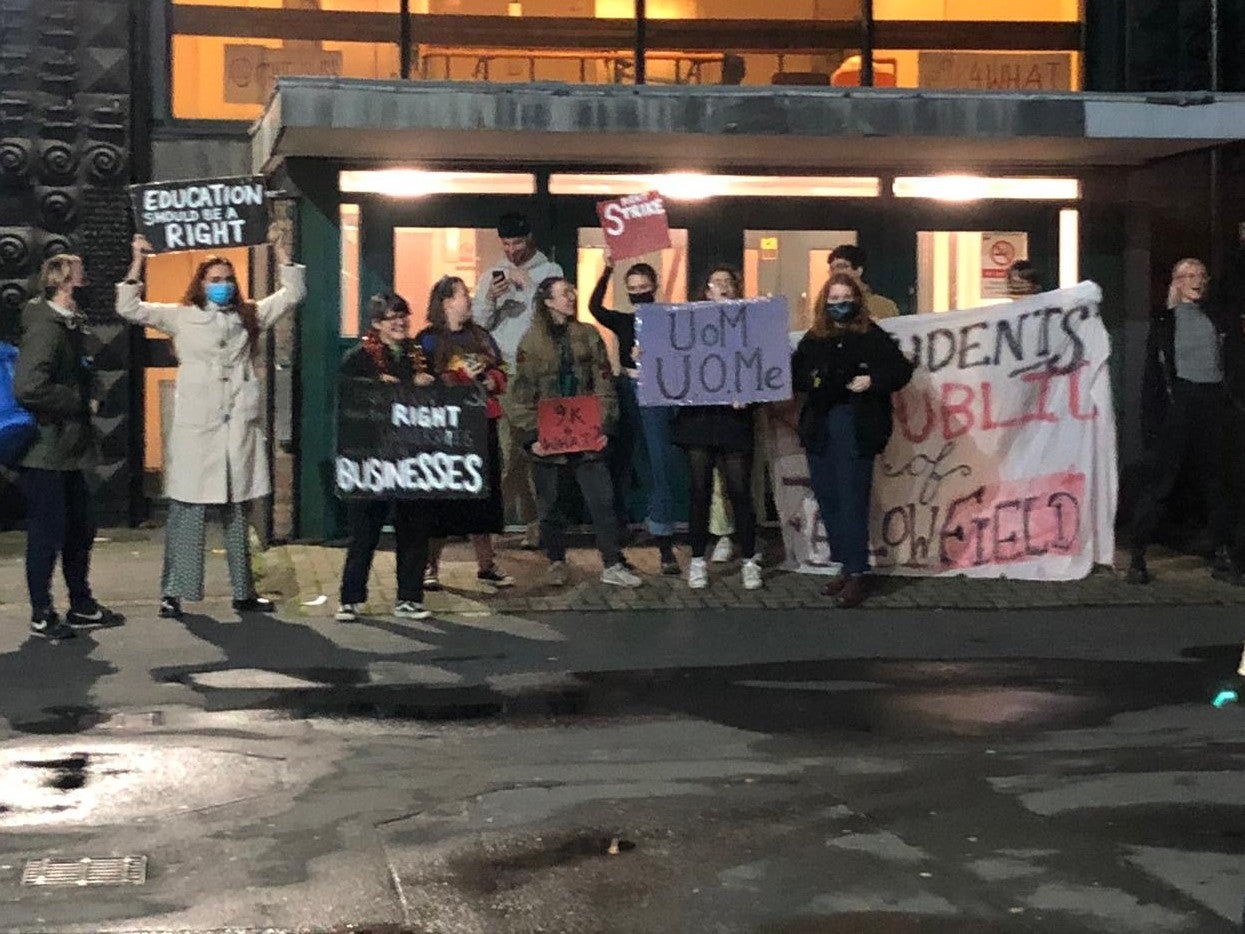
[{"left": 117, "top": 231, "right": 306, "bottom": 619}]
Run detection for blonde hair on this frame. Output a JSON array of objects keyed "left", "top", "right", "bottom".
[
  {"left": 1167, "top": 258, "right": 1207, "bottom": 309},
  {"left": 39, "top": 254, "right": 82, "bottom": 300}
]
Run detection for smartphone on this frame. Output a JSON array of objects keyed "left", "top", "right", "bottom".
[{"left": 492, "top": 270, "right": 506, "bottom": 284}]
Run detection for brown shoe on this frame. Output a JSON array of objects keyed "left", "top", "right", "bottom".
[
  {"left": 820, "top": 574, "right": 849, "bottom": 598},
  {"left": 836, "top": 575, "right": 869, "bottom": 609}
]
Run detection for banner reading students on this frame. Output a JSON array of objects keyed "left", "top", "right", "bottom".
[{"left": 130, "top": 176, "right": 268, "bottom": 253}]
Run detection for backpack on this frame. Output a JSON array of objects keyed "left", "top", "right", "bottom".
[{"left": 0, "top": 342, "right": 36, "bottom": 466}]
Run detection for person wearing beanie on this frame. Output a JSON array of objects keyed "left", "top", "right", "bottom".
[{"left": 473, "top": 212, "right": 562, "bottom": 549}]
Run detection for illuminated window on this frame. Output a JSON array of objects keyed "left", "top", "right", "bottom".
[
  {"left": 340, "top": 204, "right": 361, "bottom": 337},
  {"left": 550, "top": 174, "right": 880, "bottom": 199}
]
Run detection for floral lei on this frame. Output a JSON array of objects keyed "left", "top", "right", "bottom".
[{"left": 361, "top": 331, "right": 427, "bottom": 377}]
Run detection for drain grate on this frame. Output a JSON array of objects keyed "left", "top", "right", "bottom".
[{"left": 21, "top": 856, "right": 147, "bottom": 887}]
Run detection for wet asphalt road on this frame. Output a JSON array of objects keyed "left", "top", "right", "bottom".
[{"left": 0, "top": 605, "right": 1241, "bottom": 933}]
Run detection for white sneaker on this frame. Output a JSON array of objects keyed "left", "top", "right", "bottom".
[
  {"left": 546, "top": 560, "right": 569, "bottom": 587},
  {"left": 335, "top": 603, "right": 359, "bottom": 623},
  {"left": 393, "top": 601, "right": 431, "bottom": 620},
  {"left": 741, "top": 558, "right": 763, "bottom": 591},
  {"left": 601, "top": 562, "right": 642, "bottom": 587},
  {"left": 688, "top": 557, "right": 709, "bottom": 590},
  {"left": 711, "top": 536, "right": 734, "bottom": 563}
]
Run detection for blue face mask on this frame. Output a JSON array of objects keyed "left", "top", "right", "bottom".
[
  {"left": 826, "top": 300, "right": 860, "bottom": 323},
  {"left": 205, "top": 282, "right": 236, "bottom": 306}
]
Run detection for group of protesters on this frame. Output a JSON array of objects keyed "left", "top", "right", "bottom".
[{"left": 9, "top": 207, "right": 1243, "bottom": 640}]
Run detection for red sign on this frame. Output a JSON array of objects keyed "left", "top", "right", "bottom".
[
  {"left": 537, "top": 395, "right": 604, "bottom": 455},
  {"left": 990, "top": 240, "right": 1016, "bottom": 267},
  {"left": 595, "top": 190, "right": 672, "bottom": 262}
]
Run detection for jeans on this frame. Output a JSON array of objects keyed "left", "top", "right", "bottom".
[
  {"left": 806, "top": 404, "right": 874, "bottom": 576},
  {"left": 608, "top": 374, "right": 642, "bottom": 526},
  {"left": 340, "top": 500, "right": 432, "bottom": 605},
  {"left": 531, "top": 455, "right": 622, "bottom": 566},
  {"left": 686, "top": 447, "right": 755, "bottom": 559},
  {"left": 19, "top": 468, "right": 95, "bottom": 613},
  {"left": 638, "top": 403, "right": 680, "bottom": 537}
]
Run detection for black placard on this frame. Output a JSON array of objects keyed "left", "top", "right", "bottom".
[
  {"left": 335, "top": 379, "right": 490, "bottom": 501},
  {"left": 129, "top": 176, "right": 268, "bottom": 254}
]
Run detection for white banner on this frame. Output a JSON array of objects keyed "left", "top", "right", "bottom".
[{"left": 770, "top": 282, "right": 1117, "bottom": 581}]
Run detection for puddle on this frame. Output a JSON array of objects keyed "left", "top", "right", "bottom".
[
  {"left": 157, "top": 656, "right": 1221, "bottom": 740},
  {"left": 452, "top": 831, "right": 637, "bottom": 896}
]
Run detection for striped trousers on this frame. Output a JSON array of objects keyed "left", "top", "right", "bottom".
[{"left": 161, "top": 500, "right": 254, "bottom": 602}]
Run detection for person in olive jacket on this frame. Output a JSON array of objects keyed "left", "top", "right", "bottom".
[
  {"left": 505, "top": 276, "right": 641, "bottom": 589},
  {"left": 792, "top": 273, "right": 914, "bottom": 608},
  {"left": 14, "top": 253, "right": 122, "bottom": 640}
]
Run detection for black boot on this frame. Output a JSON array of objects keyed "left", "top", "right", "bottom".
[
  {"left": 657, "top": 536, "right": 680, "bottom": 575},
  {"left": 1126, "top": 550, "right": 1151, "bottom": 585}
]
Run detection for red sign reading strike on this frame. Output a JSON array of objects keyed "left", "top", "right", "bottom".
[
  {"left": 537, "top": 396, "right": 603, "bottom": 455},
  {"left": 596, "top": 190, "right": 672, "bottom": 262}
]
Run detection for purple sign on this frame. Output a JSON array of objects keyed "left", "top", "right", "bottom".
[{"left": 636, "top": 297, "right": 792, "bottom": 406}]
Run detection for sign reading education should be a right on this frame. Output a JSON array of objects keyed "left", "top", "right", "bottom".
[
  {"left": 130, "top": 176, "right": 269, "bottom": 254},
  {"left": 595, "top": 190, "right": 672, "bottom": 262},
  {"left": 636, "top": 297, "right": 792, "bottom": 406}
]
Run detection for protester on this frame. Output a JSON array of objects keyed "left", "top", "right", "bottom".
[
  {"left": 817, "top": 244, "right": 900, "bottom": 321},
  {"left": 13, "top": 253, "right": 121, "bottom": 640},
  {"left": 589, "top": 254, "right": 680, "bottom": 574},
  {"left": 417, "top": 276, "right": 514, "bottom": 590},
  {"left": 334, "top": 292, "right": 438, "bottom": 621},
  {"left": 1128, "top": 258, "right": 1244, "bottom": 584},
  {"left": 670, "top": 264, "right": 763, "bottom": 591},
  {"left": 792, "top": 273, "right": 914, "bottom": 608},
  {"left": 473, "top": 213, "right": 563, "bottom": 549},
  {"left": 1006, "top": 260, "right": 1042, "bottom": 297},
  {"left": 117, "top": 231, "right": 304, "bottom": 620},
  {"left": 506, "top": 276, "right": 641, "bottom": 588}
]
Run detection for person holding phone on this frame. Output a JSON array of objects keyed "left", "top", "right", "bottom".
[
  {"left": 792, "top": 273, "right": 914, "bottom": 608},
  {"left": 473, "top": 213, "right": 562, "bottom": 550},
  {"left": 505, "top": 276, "right": 641, "bottom": 589}
]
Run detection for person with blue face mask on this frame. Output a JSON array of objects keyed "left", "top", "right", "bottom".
[
  {"left": 116, "top": 228, "right": 305, "bottom": 620},
  {"left": 792, "top": 273, "right": 914, "bottom": 608}
]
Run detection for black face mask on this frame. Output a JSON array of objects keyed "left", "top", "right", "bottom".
[
  {"left": 825, "top": 300, "right": 862, "bottom": 323},
  {"left": 628, "top": 290, "right": 656, "bottom": 306}
]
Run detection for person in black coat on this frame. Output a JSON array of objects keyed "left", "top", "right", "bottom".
[
  {"left": 792, "top": 273, "right": 914, "bottom": 608},
  {"left": 335, "top": 292, "right": 438, "bottom": 623},
  {"left": 1129, "top": 258, "right": 1245, "bottom": 584}
]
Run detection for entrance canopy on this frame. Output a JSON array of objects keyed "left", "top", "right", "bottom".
[{"left": 253, "top": 78, "right": 1245, "bottom": 174}]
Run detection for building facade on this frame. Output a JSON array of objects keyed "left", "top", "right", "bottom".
[{"left": 2, "top": 0, "right": 1244, "bottom": 537}]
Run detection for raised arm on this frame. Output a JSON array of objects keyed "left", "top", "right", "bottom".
[
  {"left": 255, "top": 226, "right": 306, "bottom": 329},
  {"left": 114, "top": 234, "right": 182, "bottom": 335}
]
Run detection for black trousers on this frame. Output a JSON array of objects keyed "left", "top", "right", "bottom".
[
  {"left": 339, "top": 500, "right": 431, "bottom": 605},
  {"left": 685, "top": 446, "right": 756, "bottom": 560},
  {"left": 531, "top": 455, "right": 622, "bottom": 566},
  {"left": 19, "top": 468, "right": 95, "bottom": 613},
  {"left": 1131, "top": 380, "right": 1235, "bottom": 554}
]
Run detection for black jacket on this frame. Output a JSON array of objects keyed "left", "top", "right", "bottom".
[
  {"left": 670, "top": 403, "right": 755, "bottom": 453},
  {"left": 792, "top": 323, "right": 914, "bottom": 457},
  {"left": 1140, "top": 301, "right": 1245, "bottom": 447}
]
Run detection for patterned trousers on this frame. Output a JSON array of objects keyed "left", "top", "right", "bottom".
[{"left": 161, "top": 500, "right": 254, "bottom": 602}]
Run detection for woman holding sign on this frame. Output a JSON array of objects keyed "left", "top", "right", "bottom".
[
  {"left": 417, "top": 275, "right": 514, "bottom": 590},
  {"left": 792, "top": 273, "right": 914, "bottom": 608},
  {"left": 335, "top": 292, "right": 437, "bottom": 622},
  {"left": 589, "top": 256, "right": 681, "bottom": 575},
  {"left": 118, "top": 231, "right": 304, "bottom": 620},
  {"left": 670, "top": 265, "right": 764, "bottom": 592},
  {"left": 506, "top": 276, "right": 642, "bottom": 589}
]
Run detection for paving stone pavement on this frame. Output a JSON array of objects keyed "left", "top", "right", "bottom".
[{"left": 4, "top": 527, "right": 1244, "bottom": 618}]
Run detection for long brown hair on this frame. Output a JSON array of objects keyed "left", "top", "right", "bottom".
[
  {"left": 810, "top": 272, "right": 870, "bottom": 338},
  {"left": 425, "top": 275, "right": 497, "bottom": 372},
  {"left": 182, "top": 256, "right": 260, "bottom": 351}
]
